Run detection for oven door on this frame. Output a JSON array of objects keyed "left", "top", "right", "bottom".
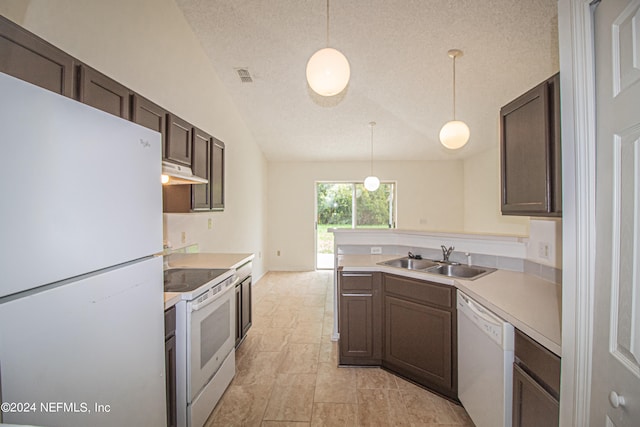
[{"left": 187, "top": 278, "right": 237, "bottom": 401}]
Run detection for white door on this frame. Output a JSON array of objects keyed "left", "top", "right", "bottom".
[{"left": 591, "top": 0, "right": 640, "bottom": 425}]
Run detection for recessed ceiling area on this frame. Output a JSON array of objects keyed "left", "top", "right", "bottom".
[{"left": 175, "top": 0, "right": 559, "bottom": 162}]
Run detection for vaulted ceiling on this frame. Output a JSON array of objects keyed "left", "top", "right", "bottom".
[{"left": 175, "top": 0, "right": 559, "bottom": 162}]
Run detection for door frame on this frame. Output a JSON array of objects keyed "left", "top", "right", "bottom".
[{"left": 558, "top": 0, "right": 598, "bottom": 425}]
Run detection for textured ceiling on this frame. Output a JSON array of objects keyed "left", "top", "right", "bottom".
[{"left": 175, "top": 0, "right": 559, "bottom": 162}]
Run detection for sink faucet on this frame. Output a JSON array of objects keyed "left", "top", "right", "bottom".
[
  {"left": 441, "top": 245, "right": 454, "bottom": 262},
  {"left": 408, "top": 251, "right": 422, "bottom": 259}
]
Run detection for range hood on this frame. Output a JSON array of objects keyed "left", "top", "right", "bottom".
[{"left": 161, "top": 161, "right": 208, "bottom": 185}]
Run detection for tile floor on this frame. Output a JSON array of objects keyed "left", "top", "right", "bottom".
[{"left": 205, "top": 270, "right": 475, "bottom": 427}]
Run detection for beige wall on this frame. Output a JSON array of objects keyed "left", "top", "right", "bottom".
[
  {"left": 0, "top": 0, "right": 269, "bottom": 278},
  {"left": 267, "top": 160, "right": 465, "bottom": 270},
  {"left": 463, "top": 147, "right": 530, "bottom": 236}
]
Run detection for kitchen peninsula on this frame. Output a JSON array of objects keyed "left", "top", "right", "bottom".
[
  {"left": 332, "top": 229, "right": 562, "bottom": 426},
  {"left": 331, "top": 229, "right": 561, "bottom": 355}
]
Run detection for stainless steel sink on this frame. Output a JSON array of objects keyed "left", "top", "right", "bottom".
[
  {"left": 379, "top": 257, "right": 438, "bottom": 270},
  {"left": 378, "top": 256, "right": 495, "bottom": 280},
  {"left": 426, "top": 264, "right": 495, "bottom": 280}
]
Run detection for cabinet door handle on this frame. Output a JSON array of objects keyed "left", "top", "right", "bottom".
[
  {"left": 341, "top": 293, "right": 373, "bottom": 297},
  {"left": 342, "top": 273, "right": 372, "bottom": 277}
]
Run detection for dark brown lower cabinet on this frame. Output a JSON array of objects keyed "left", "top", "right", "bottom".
[
  {"left": 241, "top": 276, "right": 252, "bottom": 337},
  {"left": 382, "top": 274, "right": 456, "bottom": 399},
  {"left": 338, "top": 271, "right": 382, "bottom": 365},
  {"left": 512, "top": 364, "right": 559, "bottom": 427},
  {"left": 164, "top": 307, "right": 177, "bottom": 427},
  {"left": 235, "top": 275, "right": 252, "bottom": 347},
  {"left": 235, "top": 284, "right": 242, "bottom": 346},
  {"left": 384, "top": 295, "right": 453, "bottom": 395},
  {"left": 512, "top": 329, "right": 560, "bottom": 427},
  {"left": 337, "top": 271, "right": 457, "bottom": 399}
]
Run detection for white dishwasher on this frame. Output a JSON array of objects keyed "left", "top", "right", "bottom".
[{"left": 457, "top": 290, "right": 514, "bottom": 427}]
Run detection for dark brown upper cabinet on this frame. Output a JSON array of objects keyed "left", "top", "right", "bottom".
[
  {"left": 78, "top": 65, "right": 131, "bottom": 119},
  {"left": 162, "top": 133, "right": 226, "bottom": 213},
  {"left": 131, "top": 94, "right": 167, "bottom": 153},
  {"left": 0, "top": 18, "right": 230, "bottom": 215},
  {"left": 0, "top": 15, "right": 75, "bottom": 98},
  {"left": 500, "top": 73, "right": 561, "bottom": 217},
  {"left": 191, "top": 127, "right": 211, "bottom": 210},
  {"left": 211, "top": 138, "right": 225, "bottom": 211},
  {"left": 165, "top": 113, "right": 193, "bottom": 166}
]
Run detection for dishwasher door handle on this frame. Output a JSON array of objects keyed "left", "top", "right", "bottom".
[
  {"left": 464, "top": 297, "right": 502, "bottom": 327},
  {"left": 457, "top": 290, "right": 513, "bottom": 349}
]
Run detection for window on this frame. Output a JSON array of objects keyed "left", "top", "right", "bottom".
[{"left": 316, "top": 182, "right": 396, "bottom": 269}]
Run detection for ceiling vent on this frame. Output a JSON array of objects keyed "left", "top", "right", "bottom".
[{"left": 235, "top": 68, "right": 253, "bottom": 83}]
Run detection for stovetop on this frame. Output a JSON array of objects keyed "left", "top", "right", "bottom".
[{"left": 164, "top": 268, "right": 230, "bottom": 293}]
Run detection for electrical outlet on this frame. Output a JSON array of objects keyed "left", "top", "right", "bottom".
[
  {"left": 538, "top": 242, "right": 550, "bottom": 259},
  {"left": 181, "top": 232, "right": 186, "bottom": 244},
  {"left": 207, "top": 218, "right": 213, "bottom": 229},
  {"left": 277, "top": 250, "right": 281, "bottom": 256},
  {"left": 371, "top": 246, "right": 382, "bottom": 254}
]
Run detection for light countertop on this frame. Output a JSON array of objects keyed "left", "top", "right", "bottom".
[
  {"left": 163, "top": 252, "right": 254, "bottom": 310},
  {"left": 164, "top": 292, "right": 182, "bottom": 310},
  {"left": 338, "top": 254, "right": 561, "bottom": 356}
]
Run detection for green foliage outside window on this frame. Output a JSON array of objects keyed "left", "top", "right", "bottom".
[{"left": 316, "top": 183, "right": 393, "bottom": 227}]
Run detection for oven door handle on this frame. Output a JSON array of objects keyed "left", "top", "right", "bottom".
[{"left": 191, "top": 277, "right": 240, "bottom": 312}]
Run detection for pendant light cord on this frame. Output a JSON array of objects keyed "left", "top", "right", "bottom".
[
  {"left": 326, "top": 0, "right": 330, "bottom": 47},
  {"left": 452, "top": 55, "right": 456, "bottom": 120},
  {"left": 369, "top": 122, "right": 375, "bottom": 174}
]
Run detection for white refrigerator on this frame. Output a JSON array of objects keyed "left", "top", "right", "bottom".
[{"left": 0, "top": 72, "right": 167, "bottom": 426}]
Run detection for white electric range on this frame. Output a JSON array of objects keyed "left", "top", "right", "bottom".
[{"left": 164, "top": 267, "right": 238, "bottom": 427}]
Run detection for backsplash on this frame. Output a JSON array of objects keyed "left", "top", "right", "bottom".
[{"left": 337, "top": 244, "right": 561, "bottom": 284}]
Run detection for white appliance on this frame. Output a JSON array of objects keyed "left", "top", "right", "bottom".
[
  {"left": 0, "top": 72, "right": 166, "bottom": 426},
  {"left": 457, "top": 290, "right": 514, "bottom": 427},
  {"left": 165, "top": 268, "right": 238, "bottom": 427}
]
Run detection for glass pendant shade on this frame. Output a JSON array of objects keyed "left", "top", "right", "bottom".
[
  {"left": 306, "top": 47, "right": 351, "bottom": 96},
  {"left": 439, "top": 120, "right": 470, "bottom": 149},
  {"left": 364, "top": 175, "right": 380, "bottom": 191}
]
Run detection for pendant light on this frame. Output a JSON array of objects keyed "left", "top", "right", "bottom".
[
  {"left": 364, "top": 122, "right": 380, "bottom": 191},
  {"left": 439, "top": 49, "right": 470, "bottom": 149},
  {"left": 306, "top": 0, "right": 350, "bottom": 96}
]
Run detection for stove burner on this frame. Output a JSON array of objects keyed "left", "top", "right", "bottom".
[{"left": 164, "top": 268, "right": 230, "bottom": 293}]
